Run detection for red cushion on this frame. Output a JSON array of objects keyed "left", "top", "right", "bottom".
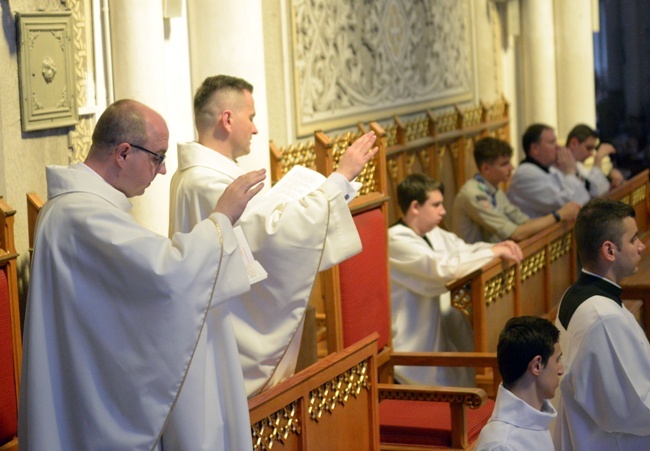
[
  {"left": 379, "top": 398, "right": 495, "bottom": 447},
  {"left": 338, "top": 208, "right": 391, "bottom": 350},
  {"left": 0, "top": 268, "right": 17, "bottom": 445}
]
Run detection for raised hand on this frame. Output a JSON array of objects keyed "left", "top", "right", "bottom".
[
  {"left": 214, "top": 169, "right": 266, "bottom": 224},
  {"left": 556, "top": 147, "right": 577, "bottom": 175},
  {"left": 335, "top": 131, "right": 379, "bottom": 181}
]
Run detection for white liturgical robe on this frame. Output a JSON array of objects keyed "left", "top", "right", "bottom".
[
  {"left": 19, "top": 163, "right": 250, "bottom": 451},
  {"left": 389, "top": 223, "right": 495, "bottom": 386},
  {"left": 554, "top": 271, "right": 650, "bottom": 450},
  {"left": 165, "top": 142, "right": 362, "bottom": 450}
]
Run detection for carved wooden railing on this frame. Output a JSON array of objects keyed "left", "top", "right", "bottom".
[
  {"left": 447, "top": 169, "right": 650, "bottom": 353},
  {"left": 383, "top": 97, "right": 509, "bottom": 224},
  {"left": 249, "top": 334, "right": 380, "bottom": 451}
]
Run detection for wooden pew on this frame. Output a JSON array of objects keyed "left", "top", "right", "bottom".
[
  {"left": 249, "top": 334, "right": 380, "bottom": 451},
  {"left": 269, "top": 98, "right": 509, "bottom": 226},
  {"left": 383, "top": 97, "right": 510, "bottom": 225},
  {"left": 311, "top": 125, "right": 499, "bottom": 449},
  {"left": 447, "top": 169, "right": 650, "bottom": 353},
  {"left": 0, "top": 199, "right": 20, "bottom": 451}
]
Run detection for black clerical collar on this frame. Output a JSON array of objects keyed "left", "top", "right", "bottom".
[
  {"left": 522, "top": 156, "right": 550, "bottom": 174},
  {"left": 558, "top": 271, "right": 623, "bottom": 330},
  {"left": 394, "top": 218, "right": 433, "bottom": 249}
]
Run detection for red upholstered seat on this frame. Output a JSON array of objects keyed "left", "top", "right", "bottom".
[
  {"left": 0, "top": 269, "right": 17, "bottom": 446},
  {"left": 379, "top": 398, "right": 495, "bottom": 447}
]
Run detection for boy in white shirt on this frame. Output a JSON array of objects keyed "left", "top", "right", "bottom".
[{"left": 475, "top": 316, "right": 563, "bottom": 451}]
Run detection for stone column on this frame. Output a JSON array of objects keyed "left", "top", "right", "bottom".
[
  {"left": 186, "top": 0, "right": 271, "bottom": 176},
  {"left": 520, "top": 0, "right": 558, "bottom": 129},
  {"left": 108, "top": 0, "right": 169, "bottom": 235},
  {"left": 554, "top": 0, "right": 596, "bottom": 141}
]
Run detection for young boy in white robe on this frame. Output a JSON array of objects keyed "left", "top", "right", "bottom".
[
  {"left": 554, "top": 198, "right": 650, "bottom": 450},
  {"left": 475, "top": 316, "right": 562, "bottom": 451},
  {"left": 389, "top": 173, "right": 523, "bottom": 386}
]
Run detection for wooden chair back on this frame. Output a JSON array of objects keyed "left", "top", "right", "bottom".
[
  {"left": 0, "top": 199, "right": 20, "bottom": 451},
  {"left": 27, "top": 192, "right": 45, "bottom": 263}
]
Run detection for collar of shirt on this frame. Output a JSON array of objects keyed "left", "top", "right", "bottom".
[
  {"left": 474, "top": 173, "right": 498, "bottom": 207},
  {"left": 395, "top": 218, "right": 433, "bottom": 249},
  {"left": 522, "top": 156, "right": 550, "bottom": 174}
]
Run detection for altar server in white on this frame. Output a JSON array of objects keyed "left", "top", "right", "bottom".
[
  {"left": 475, "top": 316, "right": 562, "bottom": 451},
  {"left": 554, "top": 198, "right": 650, "bottom": 450},
  {"left": 166, "top": 75, "right": 378, "bottom": 450},
  {"left": 507, "top": 124, "right": 591, "bottom": 218},
  {"left": 19, "top": 100, "right": 265, "bottom": 451},
  {"left": 389, "top": 173, "right": 522, "bottom": 386},
  {"left": 565, "top": 123, "right": 624, "bottom": 196}
]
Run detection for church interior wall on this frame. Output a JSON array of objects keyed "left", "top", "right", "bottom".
[{"left": 0, "top": 0, "right": 609, "bottom": 306}]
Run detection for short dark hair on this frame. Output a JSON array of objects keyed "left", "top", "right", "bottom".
[
  {"left": 91, "top": 99, "right": 148, "bottom": 153},
  {"left": 497, "top": 316, "right": 559, "bottom": 388},
  {"left": 194, "top": 75, "right": 254, "bottom": 128},
  {"left": 522, "top": 123, "right": 553, "bottom": 156},
  {"left": 474, "top": 137, "right": 513, "bottom": 167},
  {"left": 566, "top": 124, "right": 598, "bottom": 146},
  {"left": 575, "top": 198, "right": 636, "bottom": 265},
  {"left": 396, "top": 173, "right": 444, "bottom": 215}
]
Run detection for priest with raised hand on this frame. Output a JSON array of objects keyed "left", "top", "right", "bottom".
[
  {"left": 19, "top": 99, "right": 266, "bottom": 451},
  {"left": 166, "top": 74, "right": 378, "bottom": 450}
]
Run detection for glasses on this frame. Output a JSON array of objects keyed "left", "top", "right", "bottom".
[{"left": 129, "top": 143, "right": 166, "bottom": 168}]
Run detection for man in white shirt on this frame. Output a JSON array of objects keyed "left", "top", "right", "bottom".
[
  {"left": 565, "top": 123, "right": 624, "bottom": 196},
  {"left": 389, "top": 173, "right": 523, "bottom": 386},
  {"left": 166, "top": 75, "right": 378, "bottom": 450},
  {"left": 18, "top": 99, "right": 265, "bottom": 451},
  {"left": 507, "top": 124, "right": 591, "bottom": 218},
  {"left": 554, "top": 198, "right": 650, "bottom": 450},
  {"left": 475, "top": 316, "right": 562, "bottom": 451}
]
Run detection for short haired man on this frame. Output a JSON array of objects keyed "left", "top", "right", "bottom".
[
  {"left": 507, "top": 124, "right": 590, "bottom": 218},
  {"left": 566, "top": 123, "right": 625, "bottom": 196},
  {"left": 389, "top": 173, "right": 522, "bottom": 386},
  {"left": 554, "top": 198, "right": 650, "bottom": 450},
  {"left": 453, "top": 137, "right": 580, "bottom": 243},
  {"left": 475, "top": 316, "right": 563, "bottom": 451},
  {"left": 18, "top": 100, "right": 265, "bottom": 450},
  {"left": 167, "top": 75, "right": 378, "bottom": 449}
]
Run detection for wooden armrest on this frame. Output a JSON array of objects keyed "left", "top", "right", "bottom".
[
  {"left": 446, "top": 268, "right": 482, "bottom": 291},
  {"left": 377, "top": 383, "right": 487, "bottom": 409},
  {"left": 390, "top": 351, "right": 497, "bottom": 367}
]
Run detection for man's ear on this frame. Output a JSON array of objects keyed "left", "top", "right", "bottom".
[
  {"left": 115, "top": 143, "right": 130, "bottom": 168},
  {"left": 409, "top": 199, "right": 420, "bottom": 216},
  {"left": 221, "top": 110, "right": 233, "bottom": 131},
  {"left": 528, "top": 355, "right": 543, "bottom": 376},
  {"left": 567, "top": 137, "right": 579, "bottom": 150},
  {"left": 601, "top": 241, "right": 617, "bottom": 262},
  {"left": 480, "top": 162, "right": 491, "bottom": 175}
]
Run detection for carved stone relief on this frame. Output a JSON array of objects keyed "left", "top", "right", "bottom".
[
  {"left": 68, "top": 0, "right": 92, "bottom": 163},
  {"left": 292, "top": 0, "right": 474, "bottom": 134}
]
